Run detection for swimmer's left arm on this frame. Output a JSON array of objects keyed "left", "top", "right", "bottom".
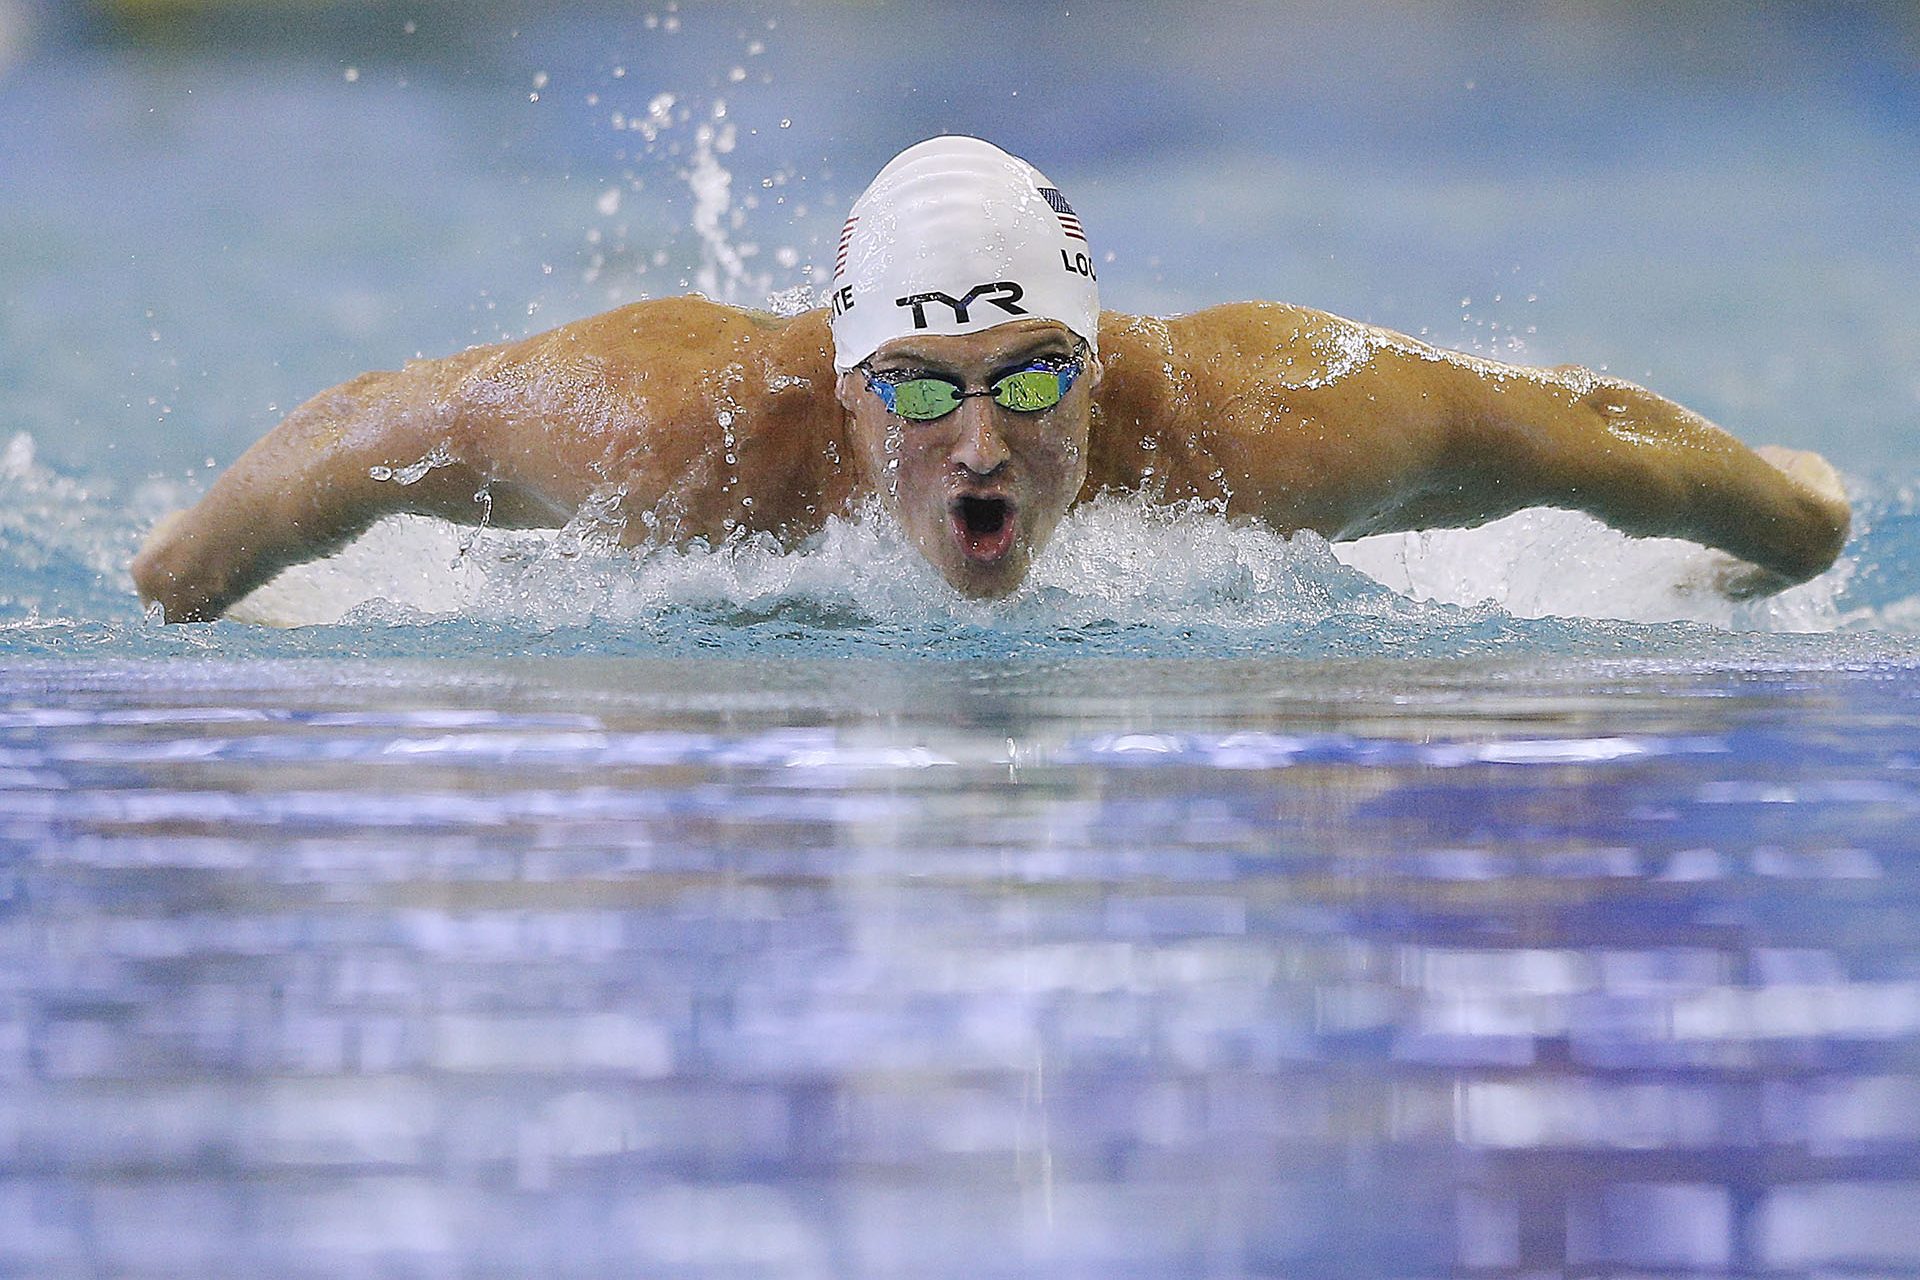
[
  {"left": 1181, "top": 307, "right": 1850, "bottom": 595},
  {"left": 1386, "top": 348, "right": 1849, "bottom": 594}
]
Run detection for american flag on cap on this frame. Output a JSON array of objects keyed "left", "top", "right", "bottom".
[
  {"left": 834, "top": 215, "right": 859, "bottom": 279},
  {"left": 1037, "top": 187, "right": 1085, "bottom": 242}
]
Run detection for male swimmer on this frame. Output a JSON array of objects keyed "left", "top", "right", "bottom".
[{"left": 133, "top": 136, "right": 1850, "bottom": 622}]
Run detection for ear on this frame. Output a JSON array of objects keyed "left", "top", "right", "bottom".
[
  {"left": 1083, "top": 350, "right": 1105, "bottom": 393},
  {"left": 835, "top": 369, "right": 864, "bottom": 414}
]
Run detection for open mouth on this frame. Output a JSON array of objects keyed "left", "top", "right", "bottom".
[{"left": 951, "top": 495, "right": 1017, "bottom": 563}]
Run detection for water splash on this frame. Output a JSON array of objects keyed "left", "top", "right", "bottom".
[
  {"left": 0, "top": 432, "right": 188, "bottom": 623},
  {"left": 368, "top": 442, "right": 455, "bottom": 486},
  {"left": 686, "top": 104, "right": 753, "bottom": 303},
  {"left": 213, "top": 488, "right": 1872, "bottom": 647}
]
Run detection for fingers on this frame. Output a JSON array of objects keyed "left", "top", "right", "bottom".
[{"left": 1755, "top": 445, "right": 1846, "bottom": 505}]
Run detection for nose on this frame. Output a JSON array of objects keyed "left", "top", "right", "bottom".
[{"left": 950, "top": 397, "right": 1010, "bottom": 477}]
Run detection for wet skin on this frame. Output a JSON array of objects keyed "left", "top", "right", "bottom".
[{"left": 132, "top": 297, "right": 1851, "bottom": 622}]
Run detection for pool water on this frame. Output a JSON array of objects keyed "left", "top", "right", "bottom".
[
  {"left": 6, "top": 655, "right": 1920, "bottom": 1276},
  {"left": 2, "top": 2, "right": 1919, "bottom": 1275}
]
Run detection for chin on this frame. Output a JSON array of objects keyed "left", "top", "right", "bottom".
[
  {"left": 917, "top": 529, "right": 1032, "bottom": 599},
  {"left": 944, "top": 556, "right": 1029, "bottom": 600}
]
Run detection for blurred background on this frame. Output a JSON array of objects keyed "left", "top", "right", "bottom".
[{"left": 1, "top": 0, "right": 1915, "bottom": 482}]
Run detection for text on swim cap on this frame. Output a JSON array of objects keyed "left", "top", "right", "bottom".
[{"left": 895, "top": 281, "right": 1028, "bottom": 330}]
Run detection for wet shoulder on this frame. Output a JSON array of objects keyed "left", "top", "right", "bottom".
[
  {"left": 452, "top": 299, "right": 835, "bottom": 416},
  {"left": 1094, "top": 303, "right": 1363, "bottom": 414},
  {"left": 1167, "top": 302, "right": 1378, "bottom": 391},
  {"left": 534, "top": 297, "right": 831, "bottom": 370},
  {"left": 1084, "top": 303, "right": 1398, "bottom": 506}
]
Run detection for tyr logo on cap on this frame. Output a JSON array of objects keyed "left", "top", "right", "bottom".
[
  {"left": 895, "top": 281, "right": 1028, "bottom": 329},
  {"left": 830, "top": 137, "right": 1097, "bottom": 369}
]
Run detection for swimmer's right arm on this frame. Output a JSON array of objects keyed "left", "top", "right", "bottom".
[
  {"left": 133, "top": 298, "right": 843, "bottom": 621},
  {"left": 132, "top": 349, "right": 571, "bottom": 622}
]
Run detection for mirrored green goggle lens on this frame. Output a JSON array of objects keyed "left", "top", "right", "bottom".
[
  {"left": 993, "top": 368, "right": 1066, "bottom": 412},
  {"left": 890, "top": 378, "right": 964, "bottom": 420},
  {"left": 884, "top": 368, "right": 1069, "bottom": 421}
]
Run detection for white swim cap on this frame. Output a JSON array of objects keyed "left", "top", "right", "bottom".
[{"left": 828, "top": 136, "right": 1100, "bottom": 371}]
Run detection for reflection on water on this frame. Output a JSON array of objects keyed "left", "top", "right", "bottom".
[{"left": 3, "top": 657, "right": 1919, "bottom": 1277}]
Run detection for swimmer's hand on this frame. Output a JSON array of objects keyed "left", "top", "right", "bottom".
[
  {"left": 132, "top": 508, "right": 209, "bottom": 620},
  {"left": 1688, "top": 445, "right": 1850, "bottom": 601}
]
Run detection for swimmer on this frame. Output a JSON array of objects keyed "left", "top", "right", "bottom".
[{"left": 133, "top": 136, "right": 1850, "bottom": 622}]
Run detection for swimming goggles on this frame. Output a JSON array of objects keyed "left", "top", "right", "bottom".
[{"left": 860, "top": 345, "right": 1088, "bottom": 422}]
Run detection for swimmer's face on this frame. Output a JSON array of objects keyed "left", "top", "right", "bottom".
[{"left": 838, "top": 320, "right": 1100, "bottom": 599}]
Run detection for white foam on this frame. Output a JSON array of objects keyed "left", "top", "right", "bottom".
[
  {"left": 1332, "top": 508, "right": 1850, "bottom": 630},
  {"left": 223, "top": 492, "right": 1850, "bottom": 634}
]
